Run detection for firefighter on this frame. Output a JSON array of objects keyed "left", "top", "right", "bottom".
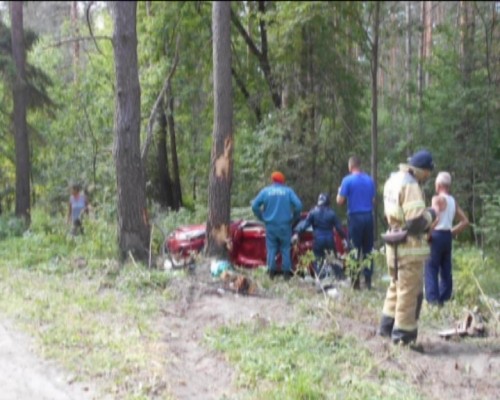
[{"left": 378, "top": 150, "right": 439, "bottom": 345}]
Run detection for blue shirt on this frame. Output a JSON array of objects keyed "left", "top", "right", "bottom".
[
  {"left": 339, "top": 172, "right": 375, "bottom": 215},
  {"left": 251, "top": 183, "right": 302, "bottom": 225}
]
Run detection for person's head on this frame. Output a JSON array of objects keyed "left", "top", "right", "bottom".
[
  {"left": 407, "top": 149, "right": 434, "bottom": 183},
  {"left": 317, "top": 192, "right": 330, "bottom": 207},
  {"left": 71, "top": 183, "right": 81, "bottom": 195},
  {"left": 435, "top": 171, "right": 451, "bottom": 193},
  {"left": 348, "top": 156, "right": 361, "bottom": 172},
  {"left": 271, "top": 171, "right": 285, "bottom": 184}
]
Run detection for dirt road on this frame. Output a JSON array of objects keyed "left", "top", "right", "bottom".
[{"left": 0, "top": 318, "right": 98, "bottom": 400}]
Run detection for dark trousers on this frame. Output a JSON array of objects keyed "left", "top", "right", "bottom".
[
  {"left": 425, "top": 230, "right": 452, "bottom": 304},
  {"left": 265, "top": 223, "right": 292, "bottom": 272},
  {"left": 312, "top": 234, "right": 335, "bottom": 274},
  {"left": 348, "top": 212, "right": 374, "bottom": 278}
]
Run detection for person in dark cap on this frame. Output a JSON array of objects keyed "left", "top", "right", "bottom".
[
  {"left": 378, "top": 149, "right": 440, "bottom": 346},
  {"left": 252, "top": 171, "right": 302, "bottom": 279},
  {"left": 294, "top": 192, "right": 347, "bottom": 278}
]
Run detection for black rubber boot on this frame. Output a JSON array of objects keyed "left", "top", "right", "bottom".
[
  {"left": 378, "top": 315, "right": 395, "bottom": 338},
  {"left": 268, "top": 270, "right": 277, "bottom": 280},
  {"left": 392, "top": 328, "right": 418, "bottom": 345},
  {"left": 365, "top": 274, "right": 372, "bottom": 290},
  {"left": 283, "top": 271, "right": 293, "bottom": 281}
]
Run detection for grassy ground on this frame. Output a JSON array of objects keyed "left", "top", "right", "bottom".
[{"left": 0, "top": 209, "right": 498, "bottom": 399}]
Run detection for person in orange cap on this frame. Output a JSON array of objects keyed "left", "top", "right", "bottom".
[{"left": 251, "top": 171, "right": 302, "bottom": 279}]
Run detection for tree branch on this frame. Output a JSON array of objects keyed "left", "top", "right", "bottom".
[
  {"left": 40, "top": 35, "right": 112, "bottom": 50},
  {"left": 231, "top": 66, "right": 262, "bottom": 123},
  {"left": 86, "top": 1, "right": 104, "bottom": 55},
  {"left": 141, "top": 36, "right": 180, "bottom": 163},
  {"left": 230, "top": 8, "right": 262, "bottom": 59}
]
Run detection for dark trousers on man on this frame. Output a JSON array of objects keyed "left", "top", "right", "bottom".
[
  {"left": 425, "top": 230, "right": 453, "bottom": 305},
  {"left": 348, "top": 212, "right": 374, "bottom": 288}
]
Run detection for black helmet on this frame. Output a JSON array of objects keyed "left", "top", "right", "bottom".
[{"left": 317, "top": 193, "right": 330, "bottom": 206}]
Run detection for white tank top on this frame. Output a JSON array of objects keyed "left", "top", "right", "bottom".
[{"left": 435, "top": 194, "right": 456, "bottom": 231}]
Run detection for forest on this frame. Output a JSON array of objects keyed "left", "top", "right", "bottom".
[
  {"left": 0, "top": 1, "right": 499, "bottom": 254},
  {"left": 0, "top": 2, "right": 499, "bottom": 399}
]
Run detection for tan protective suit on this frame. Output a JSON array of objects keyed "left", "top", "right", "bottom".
[{"left": 379, "top": 164, "right": 436, "bottom": 344}]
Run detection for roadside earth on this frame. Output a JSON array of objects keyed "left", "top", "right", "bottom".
[
  {"left": 0, "top": 318, "right": 99, "bottom": 400},
  {"left": 161, "top": 266, "right": 500, "bottom": 400},
  {"left": 1, "top": 265, "right": 498, "bottom": 400}
]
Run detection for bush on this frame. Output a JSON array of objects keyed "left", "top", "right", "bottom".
[
  {"left": 453, "top": 246, "right": 500, "bottom": 312},
  {"left": 0, "top": 214, "right": 27, "bottom": 239}
]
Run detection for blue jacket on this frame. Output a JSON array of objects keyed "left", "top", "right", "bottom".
[
  {"left": 252, "top": 183, "right": 302, "bottom": 225},
  {"left": 297, "top": 206, "right": 346, "bottom": 240}
]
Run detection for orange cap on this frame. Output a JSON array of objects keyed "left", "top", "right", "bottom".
[{"left": 271, "top": 171, "right": 285, "bottom": 183}]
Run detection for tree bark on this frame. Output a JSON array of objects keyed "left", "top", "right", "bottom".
[
  {"left": 206, "top": 1, "right": 233, "bottom": 258},
  {"left": 71, "top": 1, "right": 80, "bottom": 82},
  {"left": 405, "top": 1, "right": 413, "bottom": 156},
  {"left": 10, "top": 1, "right": 31, "bottom": 224},
  {"left": 156, "top": 98, "right": 174, "bottom": 209},
  {"left": 167, "top": 92, "right": 182, "bottom": 210},
  {"left": 112, "top": 1, "right": 150, "bottom": 261},
  {"left": 371, "top": 1, "right": 380, "bottom": 238}
]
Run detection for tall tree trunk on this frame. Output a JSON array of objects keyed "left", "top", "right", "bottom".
[
  {"left": 423, "top": 1, "right": 432, "bottom": 86},
  {"left": 371, "top": 1, "right": 380, "bottom": 237},
  {"left": 10, "top": 1, "right": 31, "bottom": 224},
  {"left": 405, "top": 1, "right": 413, "bottom": 156},
  {"left": 167, "top": 92, "right": 182, "bottom": 210},
  {"left": 71, "top": 1, "right": 80, "bottom": 82},
  {"left": 418, "top": 0, "right": 433, "bottom": 136},
  {"left": 206, "top": 1, "right": 233, "bottom": 258},
  {"left": 460, "top": 1, "right": 477, "bottom": 241},
  {"left": 156, "top": 98, "right": 174, "bottom": 209},
  {"left": 112, "top": 1, "right": 150, "bottom": 261}
]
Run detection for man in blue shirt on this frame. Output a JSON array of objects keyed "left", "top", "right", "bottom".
[
  {"left": 336, "top": 156, "right": 376, "bottom": 289},
  {"left": 252, "top": 171, "right": 303, "bottom": 279}
]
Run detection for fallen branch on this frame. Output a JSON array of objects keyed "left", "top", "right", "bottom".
[{"left": 473, "top": 273, "right": 500, "bottom": 325}]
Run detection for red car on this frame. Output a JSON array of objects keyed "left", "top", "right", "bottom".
[{"left": 164, "top": 215, "right": 347, "bottom": 271}]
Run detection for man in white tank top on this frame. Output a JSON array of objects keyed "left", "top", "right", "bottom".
[{"left": 424, "top": 172, "right": 469, "bottom": 305}]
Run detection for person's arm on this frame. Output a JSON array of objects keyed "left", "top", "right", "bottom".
[
  {"left": 84, "top": 195, "right": 90, "bottom": 215},
  {"left": 297, "top": 211, "right": 313, "bottom": 233},
  {"left": 67, "top": 201, "right": 73, "bottom": 223},
  {"left": 336, "top": 178, "right": 347, "bottom": 206},
  {"left": 290, "top": 190, "right": 303, "bottom": 221},
  {"left": 332, "top": 214, "right": 346, "bottom": 239},
  {"left": 451, "top": 204, "right": 469, "bottom": 236},
  {"left": 251, "top": 191, "right": 264, "bottom": 222},
  {"left": 403, "top": 183, "right": 438, "bottom": 235}
]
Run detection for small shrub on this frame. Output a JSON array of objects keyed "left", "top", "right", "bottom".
[{"left": 0, "top": 214, "right": 26, "bottom": 239}]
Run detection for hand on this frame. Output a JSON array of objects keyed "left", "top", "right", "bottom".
[
  {"left": 342, "top": 239, "right": 349, "bottom": 250},
  {"left": 291, "top": 234, "right": 299, "bottom": 245}
]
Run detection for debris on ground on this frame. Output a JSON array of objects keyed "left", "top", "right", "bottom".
[
  {"left": 219, "top": 270, "right": 257, "bottom": 295},
  {"left": 438, "top": 307, "right": 486, "bottom": 339}
]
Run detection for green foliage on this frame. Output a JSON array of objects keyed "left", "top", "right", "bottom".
[
  {"left": 0, "top": 213, "right": 26, "bottom": 239},
  {"left": 477, "top": 186, "right": 500, "bottom": 249},
  {"left": 453, "top": 247, "right": 500, "bottom": 311},
  {"left": 295, "top": 249, "right": 315, "bottom": 277}
]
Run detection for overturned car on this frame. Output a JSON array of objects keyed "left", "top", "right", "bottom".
[{"left": 163, "top": 215, "right": 348, "bottom": 271}]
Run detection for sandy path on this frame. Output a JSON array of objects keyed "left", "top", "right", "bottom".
[{"left": 0, "top": 319, "right": 98, "bottom": 400}]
